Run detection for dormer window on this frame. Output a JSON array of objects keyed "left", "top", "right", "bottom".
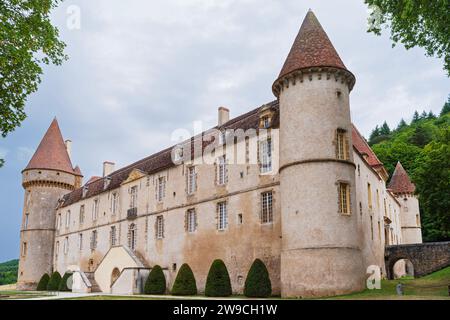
[
  {"left": 259, "top": 107, "right": 275, "bottom": 129},
  {"left": 82, "top": 186, "right": 89, "bottom": 198},
  {"left": 104, "top": 177, "right": 111, "bottom": 190}
]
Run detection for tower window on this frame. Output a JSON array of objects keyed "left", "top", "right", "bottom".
[
  {"left": 338, "top": 183, "right": 351, "bottom": 215},
  {"left": 24, "top": 213, "right": 29, "bottom": 229},
  {"left": 261, "top": 191, "right": 274, "bottom": 223},
  {"left": 22, "top": 242, "right": 27, "bottom": 257},
  {"left": 217, "top": 202, "right": 228, "bottom": 231},
  {"left": 336, "top": 129, "right": 349, "bottom": 160}
]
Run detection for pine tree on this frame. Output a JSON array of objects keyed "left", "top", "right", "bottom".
[
  {"left": 396, "top": 118, "right": 407, "bottom": 131},
  {"left": 380, "top": 121, "right": 391, "bottom": 135},
  {"left": 412, "top": 110, "right": 420, "bottom": 123},
  {"left": 368, "top": 125, "right": 381, "bottom": 145},
  {"left": 420, "top": 110, "right": 428, "bottom": 120},
  {"left": 205, "top": 259, "right": 232, "bottom": 297},
  {"left": 440, "top": 97, "right": 450, "bottom": 116},
  {"left": 427, "top": 111, "right": 436, "bottom": 119}
]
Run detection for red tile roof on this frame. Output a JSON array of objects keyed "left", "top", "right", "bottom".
[
  {"left": 60, "top": 100, "right": 384, "bottom": 207},
  {"left": 277, "top": 10, "right": 348, "bottom": 81},
  {"left": 388, "top": 162, "right": 416, "bottom": 194},
  {"left": 24, "top": 118, "right": 76, "bottom": 175},
  {"left": 351, "top": 124, "right": 383, "bottom": 167}
]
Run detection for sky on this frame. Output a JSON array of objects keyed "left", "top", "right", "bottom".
[{"left": 0, "top": 0, "right": 449, "bottom": 262}]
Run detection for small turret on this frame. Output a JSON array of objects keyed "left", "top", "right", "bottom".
[
  {"left": 17, "top": 118, "right": 80, "bottom": 290},
  {"left": 276, "top": 11, "right": 364, "bottom": 297},
  {"left": 388, "top": 162, "right": 422, "bottom": 244}
]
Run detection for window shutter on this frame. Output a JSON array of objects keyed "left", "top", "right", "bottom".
[
  {"left": 345, "top": 136, "right": 350, "bottom": 160},
  {"left": 337, "top": 184, "right": 342, "bottom": 214}
]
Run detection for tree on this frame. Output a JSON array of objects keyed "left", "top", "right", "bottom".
[
  {"left": 412, "top": 110, "right": 420, "bottom": 123},
  {"left": 244, "top": 259, "right": 272, "bottom": 298},
  {"left": 420, "top": 110, "right": 428, "bottom": 120},
  {"left": 0, "top": 0, "right": 67, "bottom": 165},
  {"left": 414, "top": 128, "right": 450, "bottom": 241},
  {"left": 409, "top": 124, "right": 432, "bottom": 147},
  {"left": 144, "top": 265, "right": 166, "bottom": 295},
  {"left": 396, "top": 118, "right": 408, "bottom": 131},
  {"left": 380, "top": 121, "right": 391, "bottom": 135},
  {"left": 205, "top": 259, "right": 232, "bottom": 297},
  {"left": 58, "top": 272, "right": 73, "bottom": 291},
  {"left": 171, "top": 264, "right": 197, "bottom": 296},
  {"left": 440, "top": 96, "right": 450, "bottom": 116},
  {"left": 427, "top": 111, "right": 437, "bottom": 120},
  {"left": 366, "top": 0, "right": 450, "bottom": 75},
  {"left": 47, "top": 271, "right": 62, "bottom": 291},
  {"left": 36, "top": 273, "right": 50, "bottom": 291}
]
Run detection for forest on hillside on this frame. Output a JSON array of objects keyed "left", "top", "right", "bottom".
[
  {"left": 0, "top": 259, "right": 18, "bottom": 285},
  {"left": 368, "top": 96, "right": 450, "bottom": 242}
]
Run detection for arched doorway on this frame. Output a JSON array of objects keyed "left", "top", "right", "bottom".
[
  {"left": 390, "top": 258, "right": 415, "bottom": 279},
  {"left": 111, "top": 267, "right": 121, "bottom": 286}
]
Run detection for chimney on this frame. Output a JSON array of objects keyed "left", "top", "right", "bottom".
[
  {"left": 103, "top": 161, "right": 115, "bottom": 177},
  {"left": 65, "top": 140, "right": 72, "bottom": 158},
  {"left": 218, "top": 107, "right": 229, "bottom": 126}
]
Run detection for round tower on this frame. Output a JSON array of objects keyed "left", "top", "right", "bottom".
[
  {"left": 273, "top": 11, "right": 365, "bottom": 297},
  {"left": 388, "top": 162, "right": 422, "bottom": 244},
  {"left": 17, "top": 118, "right": 82, "bottom": 290}
]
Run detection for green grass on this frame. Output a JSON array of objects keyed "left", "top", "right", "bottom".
[
  {"left": 331, "top": 266, "right": 450, "bottom": 300},
  {"left": 0, "top": 290, "right": 53, "bottom": 300}
]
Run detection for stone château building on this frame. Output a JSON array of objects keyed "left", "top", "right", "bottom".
[{"left": 17, "top": 11, "right": 422, "bottom": 297}]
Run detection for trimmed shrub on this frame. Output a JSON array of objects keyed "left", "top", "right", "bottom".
[
  {"left": 47, "top": 271, "right": 62, "bottom": 291},
  {"left": 244, "top": 259, "right": 272, "bottom": 298},
  {"left": 58, "top": 272, "right": 73, "bottom": 291},
  {"left": 205, "top": 259, "right": 232, "bottom": 297},
  {"left": 171, "top": 263, "right": 197, "bottom": 296},
  {"left": 144, "top": 265, "right": 166, "bottom": 294},
  {"left": 36, "top": 273, "right": 50, "bottom": 291}
]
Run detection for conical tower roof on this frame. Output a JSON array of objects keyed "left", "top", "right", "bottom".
[
  {"left": 24, "top": 118, "right": 75, "bottom": 175},
  {"left": 276, "top": 10, "right": 350, "bottom": 81},
  {"left": 388, "top": 162, "right": 416, "bottom": 194}
]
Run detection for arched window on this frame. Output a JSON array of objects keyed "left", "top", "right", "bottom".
[
  {"left": 111, "top": 267, "right": 121, "bottom": 286},
  {"left": 128, "top": 223, "right": 137, "bottom": 251}
]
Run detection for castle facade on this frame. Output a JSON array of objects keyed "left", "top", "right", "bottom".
[{"left": 17, "top": 11, "right": 422, "bottom": 297}]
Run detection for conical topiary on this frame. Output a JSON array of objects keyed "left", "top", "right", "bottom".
[
  {"left": 47, "top": 271, "right": 62, "bottom": 291},
  {"left": 36, "top": 273, "right": 50, "bottom": 291},
  {"left": 244, "top": 259, "right": 272, "bottom": 298},
  {"left": 205, "top": 259, "right": 232, "bottom": 297},
  {"left": 144, "top": 265, "right": 166, "bottom": 294},
  {"left": 171, "top": 263, "right": 197, "bottom": 296},
  {"left": 58, "top": 272, "right": 73, "bottom": 291}
]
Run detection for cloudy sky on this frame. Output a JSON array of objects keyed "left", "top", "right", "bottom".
[{"left": 0, "top": 0, "right": 448, "bottom": 262}]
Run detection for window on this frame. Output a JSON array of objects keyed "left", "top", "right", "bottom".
[
  {"left": 261, "top": 191, "right": 273, "bottom": 223},
  {"left": 336, "top": 129, "right": 349, "bottom": 160},
  {"left": 217, "top": 156, "right": 227, "bottom": 185},
  {"left": 238, "top": 213, "right": 243, "bottom": 225},
  {"left": 128, "top": 224, "right": 137, "bottom": 250},
  {"left": 186, "top": 209, "right": 197, "bottom": 233},
  {"left": 259, "top": 138, "right": 272, "bottom": 174},
  {"left": 187, "top": 167, "right": 197, "bottom": 195},
  {"left": 111, "top": 226, "right": 117, "bottom": 246},
  {"left": 92, "top": 199, "right": 99, "bottom": 221},
  {"left": 218, "top": 131, "right": 226, "bottom": 145},
  {"left": 416, "top": 214, "right": 420, "bottom": 227},
  {"left": 66, "top": 210, "right": 71, "bottom": 228},
  {"left": 157, "top": 177, "right": 166, "bottom": 202},
  {"left": 261, "top": 115, "right": 271, "bottom": 128},
  {"left": 378, "top": 221, "right": 381, "bottom": 240},
  {"left": 130, "top": 186, "right": 138, "bottom": 208},
  {"left": 90, "top": 230, "right": 98, "bottom": 250},
  {"left": 22, "top": 242, "right": 27, "bottom": 257},
  {"left": 111, "top": 193, "right": 119, "bottom": 215},
  {"left": 63, "top": 237, "right": 69, "bottom": 255},
  {"left": 359, "top": 202, "right": 363, "bottom": 216},
  {"left": 370, "top": 216, "right": 374, "bottom": 240},
  {"left": 78, "top": 233, "right": 83, "bottom": 250},
  {"left": 55, "top": 241, "right": 60, "bottom": 257},
  {"left": 367, "top": 183, "right": 372, "bottom": 210},
  {"left": 338, "top": 183, "right": 351, "bottom": 215},
  {"left": 24, "top": 213, "right": 29, "bottom": 229},
  {"left": 57, "top": 213, "right": 61, "bottom": 229},
  {"left": 217, "top": 202, "right": 228, "bottom": 231},
  {"left": 376, "top": 190, "right": 380, "bottom": 209},
  {"left": 156, "top": 216, "right": 164, "bottom": 239},
  {"left": 79, "top": 205, "right": 85, "bottom": 224}
]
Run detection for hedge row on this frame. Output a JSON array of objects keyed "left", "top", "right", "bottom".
[
  {"left": 144, "top": 258, "right": 271, "bottom": 297},
  {"left": 36, "top": 271, "right": 72, "bottom": 292}
]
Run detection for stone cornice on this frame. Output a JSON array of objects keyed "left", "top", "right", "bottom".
[
  {"left": 272, "top": 66, "right": 356, "bottom": 97},
  {"left": 22, "top": 179, "right": 75, "bottom": 191}
]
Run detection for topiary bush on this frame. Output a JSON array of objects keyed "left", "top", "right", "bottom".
[
  {"left": 171, "top": 263, "right": 197, "bottom": 296},
  {"left": 36, "top": 273, "right": 50, "bottom": 291},
  {"left": 144, "top": 265, "right": 166, "bottom": 294},
  {"left": 244, "top": 259, "right": 272, "bottom": 298},
  {"left": 47, "top": 271, "right": 62, "bottom": 291},
  {"left": 205, "top": 259, "right": 232, "bottom": 297},
  {"left": 58, "top": 272, "right": 73, "bottom": 291}
]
